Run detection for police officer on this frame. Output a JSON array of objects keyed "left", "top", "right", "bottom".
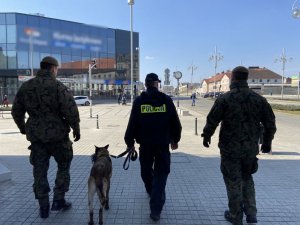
[
  {"left": 124, "top": 73, "right": 182, "bottom": 221},
  {"left": 201, "top": 66, "right": 276, "bottom": 225},
  {"left": 12, "top": 56, "right": 80, "bottom": 219}
]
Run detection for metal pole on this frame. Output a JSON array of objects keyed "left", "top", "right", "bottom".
[
  {"left": 89, "top": 64, "right": 92, "bottom": 118},
  {"left": 214, "top": 46, "right": 217, "bottom": 98},
  {"left": 97, "top": 114, "right": 99, "bottom": 129},
  {"left": 195, "top": 118, "right": 198, "bottom": 135},
  {"left": 298, "top": 72, "right": 300, "bottom": 100},
  {"left": 30, "top": 34, "right": 34, "bottom": 77},
  {"left": 130, "top": 3, "right": 134, "bottom": 104},
  {"left": 177, "top": 79, "right": 179, "bottom": 107},
  {"left": 281, "top": 48, "right": 285, "bottom": 100}
]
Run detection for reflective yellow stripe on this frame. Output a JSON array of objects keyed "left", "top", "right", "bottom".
[{"left": 141, "top": 104, "right": 166, "bottom": 113}]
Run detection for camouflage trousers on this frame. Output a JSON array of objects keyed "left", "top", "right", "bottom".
[
  {"left": 29, "top": 137, "right": 73, "bottom": 205},
  {"left": 221, "top": 155, "right": 258, "bottom": 225}
]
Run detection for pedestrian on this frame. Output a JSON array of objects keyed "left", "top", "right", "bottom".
[
  {"left": 122, "top": 93, "right": 127, "bottom": 105},
  {"left": 11, "top": 56, "right": 81, "bottom": 219},
  {"left": 2, "top": 94, "right": 9, "bottom": 107},
  {"left": 191, "top": 92, "right": 196, "bottom": 106},
  {"left": 201, "top": 66, "right": 276, "bottom": 225},
  {"left": 118, "top": 92, "right": 122, "bottom": 105},
  {"left": 124, "top": 73, "right": 182, "bottom": 222}
]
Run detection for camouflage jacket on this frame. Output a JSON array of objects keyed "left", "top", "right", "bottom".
[
  {"left": 12, "top": 70, "right": 80, "bottom": 143},
  {"left": 202, "top": 80, "right": 276, "bottom": 158}
]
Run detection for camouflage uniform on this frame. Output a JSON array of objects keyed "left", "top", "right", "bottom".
[
  {"left": 202, "top": 80, "right": 276, "bottom": 224},
  {"left": 12, "top": 69, "right": 80, "bottom": 206}
]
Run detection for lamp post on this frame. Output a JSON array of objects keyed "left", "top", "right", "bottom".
[
  {"left": 209, "top": 46, "right": 223, "bottom": 98},
  {"left": 136, "top": 46, "right": 140, "bottom": 95},
  {"left": 274, "top": 48, "right": 293, "bottom": 99},
  {"left": 25, "top": 28, "right": 40, "bottom": 77},
  {"left": 188, "top": 62, "right": 197, "bottom": 96},
  {"left": 88, "top": 59, "right": 97, "bottom": 118},
  {"left": 128, "top": 0, "right": 134, "bottom": 104},
  {"left": 298, "top": 72, "right": 300, "bottom": 100},
  {"left": 292, "top": 0, "right": 300, "bottom": 18}
]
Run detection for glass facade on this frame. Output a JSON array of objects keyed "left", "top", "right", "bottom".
[{"left": 0, "top": 12, "right": 139, "bottom": 98}]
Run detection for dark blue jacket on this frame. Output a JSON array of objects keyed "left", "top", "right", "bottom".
[{"left": 124, "top": 87, "right": 182, "bottom": 147}]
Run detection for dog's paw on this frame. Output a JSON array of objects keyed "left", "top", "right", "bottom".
[
  {"left": 105, "top": 204, "right": 109, "bottom": 210},
  {"left": 88, "top": 222, "right": 94, "bottom": 225}
]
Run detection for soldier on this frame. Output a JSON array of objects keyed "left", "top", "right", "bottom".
[
  {"left": 11, "top": 56, "right": 80, "bottom": 219},
  {"left": 124, "top": 73, "right": 182, "bottom": 221},
  {"left": 201, "top": 66, "right": 276, "bottom": 225}
]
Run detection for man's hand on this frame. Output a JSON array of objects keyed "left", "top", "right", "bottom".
[
  {"left": 201, "top": 134, "right": 211, "bottom": 148},
  {"left": 73, "top": 131, "right": 80, "bottom": 142},
  {"left": 170, "top": 143, "right": 178, "bottom": 150},
  {"left": 261, "top": 143, "right": 271, "bottom": 153}
]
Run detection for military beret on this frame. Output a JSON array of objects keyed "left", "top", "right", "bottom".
[
  {"left": 41, "top": 56, "right": 59, "bottom": 66},
  {"left": 232, "top": 66, "right": 249, "bottom": 80}
]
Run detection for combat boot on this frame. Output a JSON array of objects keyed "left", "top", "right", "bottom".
[
  {"left": 224, "top": 210, "right": 243, "bottom": 225},
  {"left": 51, "top": 199, "right": 72, "bottom": 211},
  {"left": 39, "top": 203, "right": 50, "bottom": 218},
  {"left": 246, "top": 215, "right": 257, "bottom": 223}
]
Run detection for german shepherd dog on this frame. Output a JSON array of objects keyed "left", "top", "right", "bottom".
[{"left": 88, "top": 145, "right": 112, "bottom": 225}]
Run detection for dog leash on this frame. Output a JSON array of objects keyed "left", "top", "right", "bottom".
[{"left": 110, "top": 147, "right": 138, "bottom": 170}]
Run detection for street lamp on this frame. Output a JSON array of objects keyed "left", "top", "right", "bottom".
[
  {"left": 88, "top": 59, "right": 97, "bottom": 118},
  {"left": 25, "top": 28, "right": 40, "bottom": 77},
  {"left": 298, "top": 72, "right": 300, "bottom": 100},
  {"left": 274, "top": 48, "right": 293, "bottom": 99},
  {"left": 292, "top": 0, "right": 300, "bottom": 18},
  {"left": 174, "top": 71, "right": 182, "bottom": 107},
  {"left": 209, "top": 46, "right": 223, "bottom": 98},
  {"left": 128, "top": 0, "right": 134, "bottom": 104},
  {"left": 188, "top": 62, "right": 197, "bottom": 96}
]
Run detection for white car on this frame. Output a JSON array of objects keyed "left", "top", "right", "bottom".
[{"left": 74, "top": 96, "right": 91, "bottom": 106}]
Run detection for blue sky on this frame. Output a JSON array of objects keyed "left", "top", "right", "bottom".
[{"left": 2, "top": 0, "right": 300, "bottom": 84}]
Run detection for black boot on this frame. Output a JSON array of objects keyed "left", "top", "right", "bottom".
[
  {"left": 39, "top": 204, "right": 50, "bottom": 218},
  {"left": 246, "top": 215, "right": 257, "bottom": 223},
  {"left": 51, "top": 199, "right": 72, "bottom": 211},
  {"left": 224, "top": 210, "right": 243, "bottom": 225}
]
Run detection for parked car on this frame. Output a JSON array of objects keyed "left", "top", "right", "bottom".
[
  {"left": 74, "top": 96, "right": 91, "bottom": 106},
  {"left": 203, "top": 92, "right": 214, "bottom": 98}
]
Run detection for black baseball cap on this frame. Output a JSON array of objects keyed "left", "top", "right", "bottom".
[{"left": 145, "top": 73, "right": 161, "bottom": 83}]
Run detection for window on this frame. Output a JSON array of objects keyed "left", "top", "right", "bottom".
[
  {"left": 62, "top": 54, "right": 71, "bottom": 68},
  {"left": 7, "top": 50, "right": 17, "bottom": 69},
  {"left": 17, "top": 51, "right": 29, "bottom": 68},
  {"left": 7, "top": 25, "right": 16, "bottom": 43},
  {"left": 259, "top": 79, "right": 262, "bottom": 82},
  {"left": 6, "top": 13, "right": 16, "bottom": 25},
  {"left": 252, "top": 79, "right": 255, "bottom": 82},
  {"left": 0, "top": 25, "right": 6, "bottom": 43},
  {"left": 0, "top": 52, "right": 7, "bottom": 69},
  {"left": 267, "top": 79, "right": 270, "bottom": 82},
  {"left": 0, "top": 14, "right": 5, "bottom": 25},
  {"left": 275, "top": 79, "right": 277, "bottom": 82}
]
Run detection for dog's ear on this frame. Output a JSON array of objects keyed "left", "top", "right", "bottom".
[
  {"left": 104, "top": 144, "right": 109, "bottom": 150},
  {"left": 95, "top": 145, "right": 99, "bottom": 151}
]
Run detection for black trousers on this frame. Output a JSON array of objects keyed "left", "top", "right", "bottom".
[{"left": 139, "top": 145, "right": 170, "bottom": 215}]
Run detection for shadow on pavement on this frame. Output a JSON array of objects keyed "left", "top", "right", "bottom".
[{"left": 1, "top": 152, "right": 300, "bottom": 225}]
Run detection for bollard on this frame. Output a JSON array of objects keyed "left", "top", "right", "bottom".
[
  {"left": 97, "top": 114, "right": 99, "bottom": 129},
  {"left": 195, "top": 117, "right": 198, "bottom": 135}
]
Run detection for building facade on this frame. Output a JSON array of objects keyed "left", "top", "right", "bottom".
[
  {"left": 199, "top": 67, "right": 286, "bottom": 95},
  {"left": 0, "top": 12, "right": 139, "bottom": 99}
]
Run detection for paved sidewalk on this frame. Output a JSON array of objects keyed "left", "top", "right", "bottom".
[{"left": 1, "top": 102, "right": 300, "bottom": 225}]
